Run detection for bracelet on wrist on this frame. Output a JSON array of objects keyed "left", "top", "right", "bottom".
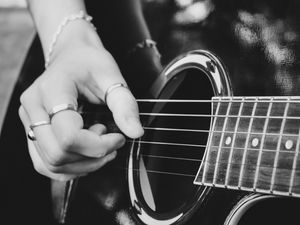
[
  {"left": 128, "top": 39, "right": 161, "bottom": 59},
  {"left": 44, "top": 10, "right": 96, "bottom": 69}
]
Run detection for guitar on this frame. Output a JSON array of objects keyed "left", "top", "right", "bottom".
[
  {"left": 66, "top": 49, "right": 300, "bottom": 225},
  {"left": 1, "top": 0, "right": 300, "bottom": 225}
]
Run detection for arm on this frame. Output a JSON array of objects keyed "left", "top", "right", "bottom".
[
  {"left": 19, "top": 0, "right": 144, "bottom": 181},
  {"left": 86, "top": 0, "right": 162, "bottom": 95}
]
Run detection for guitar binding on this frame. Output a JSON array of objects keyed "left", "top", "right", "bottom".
[{"left": 127, "top": 50, "right": 232, "bottom": 224}]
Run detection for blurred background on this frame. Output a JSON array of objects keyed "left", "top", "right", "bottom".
[{"left": 0, "top": 0, "right": 34, "bottom": 129}]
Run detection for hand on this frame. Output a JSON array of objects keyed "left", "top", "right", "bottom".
[{"left": 18, "top": 36, "right": 144, "bottom": 181}]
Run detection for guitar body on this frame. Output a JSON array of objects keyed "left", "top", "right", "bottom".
[{"left": 1, "top": 0, "right": 300, "bottom": 224}]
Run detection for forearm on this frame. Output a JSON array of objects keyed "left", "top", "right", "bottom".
[{"left": 27, "top": 0, "right": 103, "bottom": 59}]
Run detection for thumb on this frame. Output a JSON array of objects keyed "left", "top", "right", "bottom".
[{"left": 106, "top": 85, "right": 144, "bottom": 139}]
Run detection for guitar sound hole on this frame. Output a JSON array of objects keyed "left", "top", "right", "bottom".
[
  {"left": 130, "top": 69, "right": 214, "bottom": 223},
  {"left": 238, "top": 197, "right": 300, "bottom": 225}
]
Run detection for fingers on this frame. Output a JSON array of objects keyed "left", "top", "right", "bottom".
[
  {"left": 19, "top": 79, "right": 125, "bottom": 179},
  {"left": 19, "top": 106, "right": 79, "bottom": 181},
  {"left": 88, "top": 54, "right": 144, "bottom": 139},
  {"left": 106, "top": 86, "right": 144, "bottom": 139},
  {"left": 19, "top": 106, "right": 119, "bottom": 181},
  {"left": 18, "top": 49, "right": 144, "bottom": 181}
]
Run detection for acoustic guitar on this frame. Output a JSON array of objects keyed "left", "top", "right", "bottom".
[{"left": 1, "top": 0, "right": 300, "bottom": 225}]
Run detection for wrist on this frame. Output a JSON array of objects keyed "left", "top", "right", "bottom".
[
  {"left": 42, "top": 10, "right": 104, "bottom": 68},
  {"left": 50, "top": 20, "right": 103, "bottom": 61}
]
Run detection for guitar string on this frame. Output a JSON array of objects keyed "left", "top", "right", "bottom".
[
  {"left": 125, "top": 139, "right": 299, "bottom": 154},
  {"left": 142, "top": 126, "right": 300, "bottom": 138},
  {"left": 81, "top": 110, "right": 300, "bottom": 153},
  {"left": 110, "top": 154, "right": 300, "bottom": 178},
  {"left": 82, "top": 99, "right": 300, "bottom": 176},
  {"left": 82, "top": 112, "right": 300, "bottom": 120},
  {"left": 135, "top": 99, "right": 300, "bottom": 103}
]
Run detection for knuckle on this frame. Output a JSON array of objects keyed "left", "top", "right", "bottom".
[
  {"left": 46, "top": 150, "right": 66, "bottom": 168},
  {"left": 18, "top": 106, "right": 25, "bottom": 119},
  {"left": 38, "top": 79, "right": 52, "bottom": 95},
  {"left": 20, "top": 89, "right": 32, "bottom": 105},
  {"left": 46, "top": 163, "right": 62, "bottom": 173},
  {"left": 58, "top": 133, "right": 76, "bottom": 152}
]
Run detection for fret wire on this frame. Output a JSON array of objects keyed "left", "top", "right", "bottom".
[
  {"left": 253, "top": 98, "right": 273, "bottom": 190},
  {"left": 225, "top": 99, "right": 244, "bottom": 187},
  {"left": 212, "top": 100, "right": 232, "bottom": 185},
  {"left": 270, "top": 100, "right": 290, "bottom": 192},
  {"left": 289, "top": 128, "right": 300, "bottom": 194},
  {"left": 238, "top": 100, "right": 257, "bottom": 188},
  {"left": 201, "top": 100, "right": 221, "bottom": 184}
]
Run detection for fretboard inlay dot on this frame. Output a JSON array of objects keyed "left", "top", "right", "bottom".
[
  {"left": 252, "top": 138, "right": 259, "bottom": 147},
  {"left": 225, "top": 136, "right": 232, "bottom": 145},
  {"left": 285, "top": 140, "right": 293, "bottom": 150}
]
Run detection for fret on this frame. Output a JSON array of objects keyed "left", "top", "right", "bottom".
[
  {"left": 238, "top": 98, "right": 257, "bottom": 188},
  {"left": 212, "top": 99, "right": 232, "bottom": 185},
  {"left": 241, "top": 99, "right": 271, "bottom": 189},
  {"left": 253, "top": 98, "right": 273, "bottom": 191},
  {"left": 277, "top": 100, "right": 300, "bottom": 195},
  {"left": 214, "top": 99, "right": 242, "bottom": 186},
  {"left": 255, "top": 99, "right": 286, "bottom": 191},
  {"left": 270, "top": 100, "right": 289, "bottom": 193},
  {"left": 224, "top": 98, "right": 244, "bottom": 187},
  {"left": 200, "top": 100, "right": 222, "bottom": 184},
  {"left": 290, "top": 151, "right": 300, "bottom": 197},
  {"left": 289, "top": 128, "right": 300, "bottom": 195}
]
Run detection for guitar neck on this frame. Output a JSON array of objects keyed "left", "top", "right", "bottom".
[{"left": 194, "top": 96, "right": 300, "bottom": 197}]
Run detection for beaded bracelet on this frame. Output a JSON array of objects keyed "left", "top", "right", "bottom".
[
  {"left": 128, "top": 39, "right": 161, "bottom": 58},
  {"left": 44, "top": 10, "right": 96, "bottom": 68}
]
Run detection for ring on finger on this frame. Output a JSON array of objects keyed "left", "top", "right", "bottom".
[
  {"left": 27, "top": 129, "right": 36, "bottom": 141},
  {"left": 28, "top": 120, "right": 51, "bottom": 141},
  {"left": 48, "top": 103, "right": 77, "bottom": 120},
  {"left": 30, "top": 120, "right": 51, "bottom": 130},
  {"left": 104, "top": 83, "right": 129, "bottom": 104}
]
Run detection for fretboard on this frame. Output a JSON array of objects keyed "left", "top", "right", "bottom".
[{"left": 194, "top": 96, "right": 300, "bottom": 197}]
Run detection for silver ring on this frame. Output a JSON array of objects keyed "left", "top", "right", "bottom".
[
  {"left": 104, "top": 83, "right": 129, "bottom": 104},
  {"left": 28, "top": 120, "right": 51, "bottom": 141},
  {"left": 30, "top": 120, "right": 51, "bottom": 130},
  {"left": 48, "top": 103, "right": 77, "bottom": 120},
  {"left": 27, "top": 129, "right": 36, "bottom": 141}
]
